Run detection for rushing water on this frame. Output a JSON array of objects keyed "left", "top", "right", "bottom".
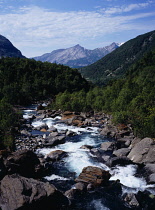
[{"left": 23, "top": 106, "right": 155, "bottom": 209}]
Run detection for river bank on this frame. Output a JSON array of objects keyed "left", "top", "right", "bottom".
[{"left": 0, "top": 104, "right": 155, "bottom": 209}]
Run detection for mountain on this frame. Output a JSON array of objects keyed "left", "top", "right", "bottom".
[
  {"left": 80, "top": 30, "right": 155, "bottom": 85},
  {"left": 0, "top": 35, "right": 24, "bottom": 58},
  {"left": 33, "top": 43, "right": 120, "bottom": 68}
]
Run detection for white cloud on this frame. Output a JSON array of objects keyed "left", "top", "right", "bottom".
[
  {"left": 0, "top": 5, "right": 154, "bottom": 57},
  {"left": 102, "top": 3, "right": 151, "bottom": 15}
]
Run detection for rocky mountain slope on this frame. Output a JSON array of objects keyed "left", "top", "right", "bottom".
[
  {"left": 0, "top": 35, "right": 24, "bottom": 58},
  {"left": 80, "top": 30, "right": 155, "bottom": 84},
  {"left": 33, "top": 43, "right": 120, "bottom": 68}
]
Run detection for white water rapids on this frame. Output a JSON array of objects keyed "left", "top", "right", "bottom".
[{"left": 23, "top": 107, "right": 155, "bottom": 198}]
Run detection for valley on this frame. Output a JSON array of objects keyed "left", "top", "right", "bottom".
[{"left": 0, "top": 30, "right": 155, "bottom": 209}]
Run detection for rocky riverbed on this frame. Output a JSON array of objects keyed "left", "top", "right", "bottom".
[{"left": 0, "top": 104, "right": 155, "bottom": 209}]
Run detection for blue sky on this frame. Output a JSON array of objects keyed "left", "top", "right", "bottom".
[{"left": 0, "top": 0, "right": 154, "bottom": 57}]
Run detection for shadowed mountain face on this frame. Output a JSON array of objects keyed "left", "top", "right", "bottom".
[
  {"left": 0, "top": 35, "right": 24, "bottom": 58},
  {"left": 33, "top": 42, "right": 120, "bottom": 68},
  {"left": 80, "top": 30, "right": 155, "bottom": 85}
]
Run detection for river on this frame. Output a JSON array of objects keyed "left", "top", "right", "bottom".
[{"left": 22, "top": 105, "right": 155, "bottom": 209}]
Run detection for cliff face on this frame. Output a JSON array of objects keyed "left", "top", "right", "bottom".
[{"left": 0, "top": 35, "right": 25, "bottom": 58}]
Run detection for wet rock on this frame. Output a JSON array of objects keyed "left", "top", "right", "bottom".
[
  {"left": 87, "top": 183, "right": 95, "bottom": 191},
  {"left": 0, "top": 174, "right": 69, "bottom": 210},
  {"left": 144, "top": 163, "right": 155, "bottom": 174},
  {"left": 40, "top": 128, "right": 47, "bottom": 132},
  {"left": 4, "top": 149, "right": 43, "bottom": 178},
  {"left": 107, "top": 156, "right": 132, "bottom": 167},
  {"left": 124, "top": 193, "right": 140, "bottom": 208},
  {"left": 35, "top": 123, "right": 48, "bottom": 131},
  {"left": 44, "top": 135, "right": 66, "bottom": 147},
  {"left": 136, "top": 191, "right": 155, "bottom": 210},
  {"left": 148, "top": 173, "right": 155, "bottom": 183},
  {"left": 47, "top": 126, "right": 57, "bottom": 132},
  {"left": 101, "top": 154, "right": 111, "bottom": 163},
  {"left": 48, "top": 131, "right": 59, "bottom": 137},
  {"left": 144, "top": 164, "right": 155, "bottom": 183},
  {"left": 66, "top": 130, "right": 76, "bottom": 136},
  {"left": 75, "top": 166, "right": 111, "bottom": 186},
  {"left": 80, "top": 145, "right": 93, "bottom": 150},
  {"left": 65, "top": 188, "right": 80, "bottom": 200},
  {"left": 75, "top": 182, "right": 87, "bottom": 191},
  {"left": 113, "top": 148, "right": 130, "bottom": 157},
  {"left": 46, "top": 150, "right": 67, "bottom": 161},
  {"left": 127, "top": 138, "right": 155, "bottom": 164}
]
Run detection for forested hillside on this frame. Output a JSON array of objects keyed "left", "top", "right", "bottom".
[
  {"left": 52, "top": 49, "right": 155, "bottom": 138},
  {"left": 0, "top": 57, "right": 90, "bottom": 149},
  {"left": 80, "top": 30, "right": 155, "bottom": 85}
]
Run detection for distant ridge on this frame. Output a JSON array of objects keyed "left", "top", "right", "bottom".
[
  {"left": 80, "top": 30, "right": 155, "bottom": 85},
  {"left": 0, "top": 35, "right": 24, "bottom": 58},
  {"left": 33, "top": 42, "right": 120, "bottom": 68}
]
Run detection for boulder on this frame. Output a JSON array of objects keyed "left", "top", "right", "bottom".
[
  {"left": 107, "top": 156, "right": 132, "bottom": 167},
  {"left": 44, "top": 135, "right": 66, "bottom": 147},
  {"left": 61, "top": 111, "right": 75, "bottom": 120},
  {"left": 80, "top": 145, "right": 93, "bottom": 150},
  {"left": 148, "top": 173, "right": 155, "bottom": 183},
  {"left": 46, "top": 150, "right": 67, "bottom": 161},
  {"left": 116, "top": 136, "right": 133, "bottom": 149},
  {"left": 47, "top": 126, "right": 57, "bottom": 132},
  {"left": 113, "top": 148, "right": 130, "bottom": 157},
  {"left": 127, "top": 138, "right": 155, "bottom": 164},
  {"left": 66, "top": 130, "right": 76, "bottom": 136},
  {"left": 35, "top": 124, "right": 48, "bottom": 131},
  {"left": 75, "top": 182, "right": 87, "bottom": 191},
  {"left": 144, "top": 164, "right": 155, "bottom": 174},
  {"left": 75, "top": 166, "right": 111, "bottom": 186},
  {"left": 129, "top": 137, "right": 141, "bottom": 149},
  {"left": 124, "top": 193, "right": 139, "bottom": 208},
  {"left": 87, "top": 183, "right": 95, "bottom": 191},
  {"left": 4, "top": 149, "right": 43, "bottom": 178},
  {"left": 100, "top": 125, "right": 118, "bottom": 138},
  {"left": 100, "top": 142, "right": 116, "bottom": 151},
  {"left": 0, "top": 174, "right": 69, "bottom": 210},
  {"left": 65, "top": 188, "right": 80, "bottom": 200},
  {"left": 48, "top": 131, "right": 59, "bottom": 137}
]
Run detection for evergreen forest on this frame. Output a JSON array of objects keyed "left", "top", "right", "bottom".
[
  {"left": 0, "top": 48, "right": 155, "bottom": 149},
  {"left": 0, "top": 58, "right": 90, "bottom": 149}
]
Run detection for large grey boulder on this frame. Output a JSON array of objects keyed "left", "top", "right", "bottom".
[
  {"left": 113, "top": 148, "right": 130, "bottom": 157},
  {"left": 0, "top": 174, "right": 69, "bottom": 210},
  {"left": 144, "top": 164, "right": 155, "bottom": 183},
  {"left": 127, "top": 138, "right": 155, "bottom": 164},
  {"left": 44, "top": 135, "right": 66, "bottom": 147},
  {"left": 46, "top": 150, "right": 67, "bottom": 161},
  {"left": 100, "top": 142, "right": 116, "bottom": 151}
]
